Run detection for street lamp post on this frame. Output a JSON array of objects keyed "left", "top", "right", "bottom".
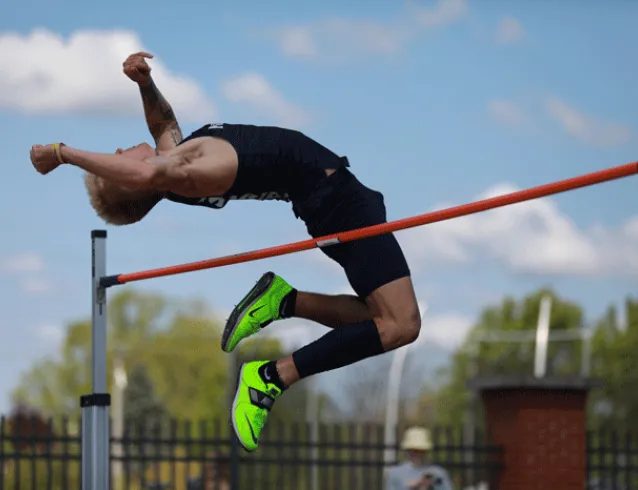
[{"left": 383, "top": 303, "right": 428, "bottom": 465}]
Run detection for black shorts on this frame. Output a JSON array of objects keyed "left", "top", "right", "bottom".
[{"left": 292, "top": 166, "right": 411, "bottom": 299}]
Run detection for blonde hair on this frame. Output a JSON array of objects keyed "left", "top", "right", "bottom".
[{"left": 84, "top": 173, "right": 163, "bottom": 225}]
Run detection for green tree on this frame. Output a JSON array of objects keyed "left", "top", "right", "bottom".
[
  {"left": 10, "top": 289, "right": 228, "bottom": 421},
  {"left": 428, "top": 288, "right": 586, "bottom": 428},
  {"left": 140, "top": 310, "right": 229, "bottom": 422},
  {"left": 588, "top": 297, "right": 638, "bottom": 432},
  {"left": 10, "top": 287, "right": 311, "bottom": 432},
  {"left": 12, "top": 319, "right": 93, "bottom": 415},
  {"left": 123, "top": 363, "right": 167, "bottom": 423}
]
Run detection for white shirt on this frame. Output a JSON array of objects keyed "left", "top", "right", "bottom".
[{"left": 384, "top": 461, "right": 454, "bottom": 490}]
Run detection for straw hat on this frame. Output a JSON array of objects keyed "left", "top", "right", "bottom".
[{"left": 400, "top": 427, "right": 433, "bottom": 451}]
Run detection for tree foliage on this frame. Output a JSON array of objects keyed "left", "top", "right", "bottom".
[
  {"left": 587, "top": 297, "right": 638, "bottom": 431},
  {"left": 10, "top": 288, "right": 314, "bottom": 426},
  {"left": 12, "top": 285, "right": 638, "bottom": 437},
  {"left": 426, "top": 288, "right": 638, "bottom": 433}
]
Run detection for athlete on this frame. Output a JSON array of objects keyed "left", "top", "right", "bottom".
[{"left": 29, "top": 52, "right": 421, "bottom": 452}]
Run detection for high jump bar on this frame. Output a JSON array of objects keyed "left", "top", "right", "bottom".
[{"left": 100, "top": 160, "right": 637, "bottom": 288}]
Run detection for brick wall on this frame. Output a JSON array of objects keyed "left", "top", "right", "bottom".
[{"left": 482, "top": 388, "right": 588, "bottom": 490}]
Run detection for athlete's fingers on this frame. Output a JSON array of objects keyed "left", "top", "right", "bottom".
[
  {"left": 123, "top": 52, "right": 153, "bottom": 67},
  {"left": 134, "top": 51, "right": 154, "bottom": 59}
]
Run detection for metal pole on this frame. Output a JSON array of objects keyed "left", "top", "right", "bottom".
[
  {"left": 384, "top": 345, "right": 409, "bottom": 464},
  {"left": 229, "top": 349, "right": 240, "bottom": 490},
  {"left": 112, "top": 349, "right": 128, "bottom": 490},
  {"left": 306, "top": 375, "right": 319, "bottom": 490},
  {"left": 533, "top": 296, "right": 552, "bottom": 378},
  {"left": 383, "top": 303, "right": 428, "bottom": 465},
  {"left": 82, "top": 230, "right": 110, "bottom": 490},
  {"left": 465, "top": 341, "right": 480, "bottom": 486},
  {"left": 581, "top": 330, "right": 592, "bottom": 377}
]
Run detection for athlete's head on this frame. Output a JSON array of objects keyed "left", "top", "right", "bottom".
[
  {"left": 84, "top": 173, "right": 164, "bottom": 225},
  {"left": 84, "top": 142, "right": 163, "bottom": 226},
  {"left": 84, "top": 141, "right": 165, "bottom": 225}
]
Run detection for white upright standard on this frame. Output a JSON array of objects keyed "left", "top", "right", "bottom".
[{"left": 82, "top": 230, "right": 110, "bottom": 490}]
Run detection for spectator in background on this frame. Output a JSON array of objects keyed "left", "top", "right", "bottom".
[
  {"left": 384, "top": 427, "right": 454, "bottom": 490},
  {"left": 186, "top": 450, "right": 230, "bottom": 490}
]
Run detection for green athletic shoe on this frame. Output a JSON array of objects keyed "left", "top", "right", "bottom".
[
  {"left": 231, "top": 360, "right": 283, "bottom": 452},
  {"left": 221, "top": 271, "right": 293, "bottom": 353}
]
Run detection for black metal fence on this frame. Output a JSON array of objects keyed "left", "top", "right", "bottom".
[
  {"left": 0, "top": 414, "right": 502, "bottom": 490},
  {"left": 587, "top": 430, "right": 638, "bottom": 490}
]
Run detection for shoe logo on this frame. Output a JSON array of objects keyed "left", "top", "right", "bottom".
[
  {"left": 244, "top": 414, "right": 258, "bottom": 444},
  {"left": 264, "top": 368, "right": 272, "bottom": 381},
  {"left": 249, "top": 305, "right": 265, "bottom": 318}
]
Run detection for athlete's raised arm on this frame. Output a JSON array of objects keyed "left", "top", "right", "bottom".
[{"left": 122, "top": 52, "right": 184, "bottom": 151}]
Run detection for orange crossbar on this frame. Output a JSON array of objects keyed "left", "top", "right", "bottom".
[{"left": 101, "top": 161, "right": 637, "bottom": 287}]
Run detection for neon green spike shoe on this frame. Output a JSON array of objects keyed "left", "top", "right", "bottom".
[
  {"left": 231, "top": 360, "right": 283, "bottom": 452},
  {"left": 221, "top": 272, "right": 293, "bottom": 353}
]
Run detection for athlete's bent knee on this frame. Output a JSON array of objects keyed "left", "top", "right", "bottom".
[
  {"left": 404, "top": 309, "right": 422, "bottom": 344},
  {"left": 401, "top": 307, "right": 422, "bottom": 345},
  {"left": 377, "top": 304, "right": 421, "bottom": 350}
]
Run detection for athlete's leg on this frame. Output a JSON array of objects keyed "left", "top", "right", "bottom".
[
  {"left": 230, "top": 168, "right": 418, "bottom": 452},
  {"left": 220, "top": 273, "right": 372, "bottom": 353},
  {"left": 295, "top": 290, "right": 372, "bottom": 327},
  {"left": 231, "top": 261, "right": 417, "bottom": 452},
  {"left": 277, "top": 276, "right": 419, "bottom": 385}
]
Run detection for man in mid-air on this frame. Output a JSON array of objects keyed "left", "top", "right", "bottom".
[{"left": 30, "top": 52, "right": 421, "bottom": 452}]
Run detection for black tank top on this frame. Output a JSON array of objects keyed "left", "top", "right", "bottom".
[{"left": 164, "top": 123, "right": 349, "bottom": 210}]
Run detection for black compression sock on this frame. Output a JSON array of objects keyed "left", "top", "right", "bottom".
[
  {"left": 279, "top": 289, "right": 297, "bottom": 318},
  {"left": 258, "top": 361, "right": 287, "bottom": 391},
  {"left": 291, "top": 319, "right": 385, "bottom": 379}
]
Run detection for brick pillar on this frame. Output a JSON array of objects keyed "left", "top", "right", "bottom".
[{"left": 468, "top": 377, "right": 600, "bottom": 490}]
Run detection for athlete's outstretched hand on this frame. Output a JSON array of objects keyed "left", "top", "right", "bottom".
[
  {"left": 123, "top": 51, "right": 154, "bottom": 86},
  {"left": 30, "top": 144, "right": 62, "bottom": 175}
]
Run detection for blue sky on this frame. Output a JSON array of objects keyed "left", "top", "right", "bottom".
[{"left": 1, "top": 0, "right": 637, "bottom": 414}]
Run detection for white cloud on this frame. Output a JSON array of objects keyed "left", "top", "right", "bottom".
[
  {"left": 399, "top": 183, "right": 638, "bottom": 277},
  {"left": 276, "top": 27, "right": 318, "bottom": 59},
  {"left": 222, "top": 73, "right": 312, "bottom": 127},
  {"left": 267, "top": 0, "right": 467, "bottom": 62},
  {"left": 21, "top": 278, "right": 53, "bottom": 294},
  {"left": 0, "top": 28, "right": 215, "bottom": 121},
  {"left": 0, "top": 253, "right": 54, "bottom": 294},
  {"left": 269, "top": 21, "right": 404, "bottom": 62},
  {"left": 414, "top": 0, "right": 468, "bottom": 28},
  {"left": 625, "top": 217, "right": 638, "bottom": 240},
  {"left": 489, "top": 100, "right": 525, "bottom": 126},
  {"left": 0, "top": 253, "right": 44, "bottom": 274},
  {"left": 544, "top": 97, "right": 631, "bottom": 148},
  {"left": 37, "top": 324, "right": 64, "bottom": 345},
  {"left": 418, "top": 312, "right": 474, "bottom": 349},
  {"left": 496, "top": 16, "right": 525, "bottom": 44}
]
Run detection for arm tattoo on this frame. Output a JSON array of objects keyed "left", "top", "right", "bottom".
[
  {"left": 168, "top": 126, "right": 183, "bottom": 146},
  {"left": 139, "top": 80, "right": 181, "bottom": 141}
]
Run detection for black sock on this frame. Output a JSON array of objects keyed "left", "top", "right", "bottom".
[
  {"left": 258, "top": 361, "right": 287, "bottom": 391},
  {"left": 291, "top": 319, "right": 385, "bottom": 379},
  {"left": 279, "top": 289, "right": 297, "bottom": 318}
]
